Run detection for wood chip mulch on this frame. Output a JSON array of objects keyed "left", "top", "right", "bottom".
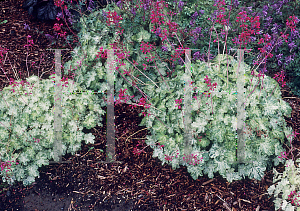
[{"left": 0, "top": 0, "right": 300, "bottom": 210}]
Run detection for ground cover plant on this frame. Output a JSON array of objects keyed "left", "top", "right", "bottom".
[{"left": 0, "top": 0, "right": 298, "bottom": 209}]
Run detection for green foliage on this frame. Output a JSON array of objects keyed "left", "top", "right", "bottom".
[
  {"left": 268, "top": 159, "right": 300, "bottom": 211},
  {"left": 138, "top": 53, "right": 294, "bottom": 183},
  {"left": 60, "top": 0, "right": 298, "bottom": 187},
  {"left": 0, "top": 75, "right": 105, "bottom": 186}
]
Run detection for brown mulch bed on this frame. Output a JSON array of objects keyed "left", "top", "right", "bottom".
[{"left": 0, "top": 0, "right": 300, "bottom": 210}]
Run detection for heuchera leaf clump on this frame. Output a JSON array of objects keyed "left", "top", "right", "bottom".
[
  {"left": 138, "top": 53, "right": 294, "bottom": 183},
  {"left": 0, "top": 75, "right": 105, "bottom": 186},
  {"left": 268, "top": 158, "right": 300, "bottom": 211}
]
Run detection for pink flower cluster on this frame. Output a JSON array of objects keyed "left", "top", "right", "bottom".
[
  {"left": 33, "top": 137, "right": 40, "bottom": 143},
  {"left": 233, "top": 11, "right": 261, "bottom": 48},
  {"left": 175, "top": 98, "right": 183, "bottom": 110},
  {"left": 257, "top": 34, "right": 273, "bottom": 59},
  {"left": 9, "top": 78, "right": 33, "bottom": 94},
  {"left": 278, "top": 151, "right": 288, "bottom": 161},
  {"left": 53, "top": 23, "right": 67, "bottom": 38},
  {"left": 113, "top": 88, "right": 133, "bottom": 105},
  {"left": 204, "top": 75, "right": 218, "bottom": 92},
  {"left": 111, "top": 88, "right": 151, "bottom": 117},
  {"left": 273, "top": 71, "right": 287, "bottom": 88},
  {"left": 164, "top": 149, "right": 179, "bottom": 162},
  {"left": 286, "top": 15, "right": 299, "bottom": 32},
  {"left": 183, "top": 153, "right": 203, "bottom": 166},
  {"left": 1, "top": 159, "right": 19, "bottom": 174},
  {"left": 288, "top": 190, "right": 300, "bottom": 206},
  {"left": 95, "top": 46, "right": 108, "bottom": 59},
  {"left": 105, "top": 11, "right": 123, "bottom": 29},
  {"left": 54, "top": 0, "right": 64, "bottom": 7},
  {"left": 50, "top": 73, "right": 71, "bottom": 88}
]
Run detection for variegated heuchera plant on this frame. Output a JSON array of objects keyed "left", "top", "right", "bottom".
[
  {"left": 0, "top": 75, "right": 105, "bottom": 186},
  {"left": 138, "top": 53, "right": 294, "bottom": 182},
  {"left": 268, "top": 158, "right": 300, "bottom": 211}
]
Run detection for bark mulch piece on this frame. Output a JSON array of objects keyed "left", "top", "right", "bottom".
[{"left": 0, "top": 0, "right": 300, "bottom": 210}]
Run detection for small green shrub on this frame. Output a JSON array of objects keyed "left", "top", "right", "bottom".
[{"left": 0, "top": 75, "right": 105, "bottom": 186}]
